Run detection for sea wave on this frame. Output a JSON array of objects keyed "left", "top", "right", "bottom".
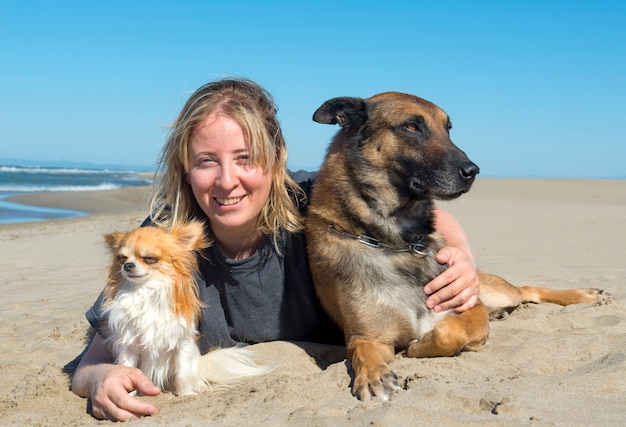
[
  {"left": 0, "top": 183, "right": 123, "bottom": 192},
  {"left": 0, "top": 165, "right": 138, "bottom": 175}
]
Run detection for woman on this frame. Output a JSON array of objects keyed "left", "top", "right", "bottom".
[{"left": 71, "top": 78, "right": 479, "bottom": 421}]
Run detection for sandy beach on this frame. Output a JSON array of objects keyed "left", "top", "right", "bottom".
[{"left": 1, "top": 178, "right": 625, "bottom": 426}]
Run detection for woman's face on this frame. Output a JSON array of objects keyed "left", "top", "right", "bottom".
[{"left": 186, "top": 114, "right": 272, "bottom": 240}]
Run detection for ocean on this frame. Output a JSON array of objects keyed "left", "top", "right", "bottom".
[{"left": 0, "top": 164, "right": 153, "bottom": 224}]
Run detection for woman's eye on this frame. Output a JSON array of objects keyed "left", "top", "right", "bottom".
[
  {"left": 143, "top": 257, "right": 159, "bottom": 265},
  {"left": 237, "top": 155, "right": 252, "bottom": 166}
]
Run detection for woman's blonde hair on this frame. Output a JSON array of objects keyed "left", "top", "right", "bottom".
[{"left": 149, "top": 78, "right": 305, "bottom": 246}]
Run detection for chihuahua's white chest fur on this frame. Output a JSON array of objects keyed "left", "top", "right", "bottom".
[{"left": 104, "top": 277, "right": 201, "bottom": 394}]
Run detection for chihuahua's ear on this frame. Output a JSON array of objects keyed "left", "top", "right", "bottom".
[
  {"left": 104, "top": 231, "right": 125, "bottom": 252},
  {"left": 171, "top": 221, "right": 207, "bottom": 252}
]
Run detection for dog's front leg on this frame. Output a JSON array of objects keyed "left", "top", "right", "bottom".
[
  {"left": 407, "top": 304, "right": 489, "bottom": 357},
  {"left": 115, "top": 346, "right": 139, "bottom": 369},
  {"left": 174, "top": 338, "right": 202, "bottom": 396},
  {"left": 348, "top": 338, "right": 399, "bottom": 401},
  {"left": 114, "top": 348, "right": 142, "bottom": 396}
]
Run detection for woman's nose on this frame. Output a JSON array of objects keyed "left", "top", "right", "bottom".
[{"left": 216, "top": 163, "right": 238, "bottom": 189}]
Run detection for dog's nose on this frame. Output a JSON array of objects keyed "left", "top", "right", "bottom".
[
  {"left": 123, "top": 262, "right": 135, "bottom": 272},
  {"left": 459, "top": 162, "right": 480, "bottom": 180}
]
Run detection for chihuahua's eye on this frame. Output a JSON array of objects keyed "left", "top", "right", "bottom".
[
  {"left": 143, "top": 257, "right": 159, "bottom": 265},
  {"left": 117, "top": 255, "right": 128, "bottom": 264}
]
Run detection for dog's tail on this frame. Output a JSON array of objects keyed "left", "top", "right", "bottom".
[{"left": 197, "top": 346, "right": 274, "bottom": 388}]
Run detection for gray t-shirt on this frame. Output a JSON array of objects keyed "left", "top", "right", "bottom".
[{"left": 86, "top": 229, "right": 342, "bottom": 353}]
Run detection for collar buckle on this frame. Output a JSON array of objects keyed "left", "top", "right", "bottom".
[{"left": 409, "top": 242, "right": 430, "bottom": 256}]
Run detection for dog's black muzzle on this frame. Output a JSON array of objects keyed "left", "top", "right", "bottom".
[
  {"left": 457, "top": 160, "right": 480, "bottom": 194},
  {"left": 460, "top": 161, "right": 480, "bottom": 182}
]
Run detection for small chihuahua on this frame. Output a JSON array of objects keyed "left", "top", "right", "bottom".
[{"left": 102, "top": 221, "right": 270, "bottom": 395}]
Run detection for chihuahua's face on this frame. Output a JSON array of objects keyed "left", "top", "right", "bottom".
[
  {"left": 104, "top": 222, "right": 207, "bottom": 287},
  {"left": 110, "top": 228, "right": 168, "bottom": 285}
]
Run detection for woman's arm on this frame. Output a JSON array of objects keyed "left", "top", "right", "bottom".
[
  {"left": 424, "top": 208, "right": 480, "bottom": 313},
  {"left": 71, "top": 333, "right": 160, "bottom": 421}
]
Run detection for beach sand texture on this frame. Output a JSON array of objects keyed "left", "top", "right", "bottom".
[{"left": 1, "top": 178, "right": 625, "bottom": 426}]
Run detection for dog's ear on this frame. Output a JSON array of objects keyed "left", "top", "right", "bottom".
[
  {"left": 104, "top": 231, "right": 125, "bottom": 252},
  {"left": 313, "top": 97, "right": 367, "bottom": 128},
  {"left": 171, "top": 221, "right": 208, "bottom": 252}
]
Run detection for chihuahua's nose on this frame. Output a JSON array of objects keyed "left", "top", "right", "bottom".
[{"left": 123, "top": 262, "right": 135, "bottom": 272}]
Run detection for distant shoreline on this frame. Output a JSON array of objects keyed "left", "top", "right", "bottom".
[{"left": 4, "top": 186, "right": 152, "bottom": 219}]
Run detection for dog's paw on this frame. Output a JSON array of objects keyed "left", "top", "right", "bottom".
[
  {"left": 173, "top": 383, "right": 197, "bottom": 396},
  {"left": 352, "top": 368, "right": 400, "bottom": 402},
  {"left": 593, "top": 290, "right": 614, "bottom": 305},
  {"left": 576, "top": 288, "right": 611, "bottom": 304}
]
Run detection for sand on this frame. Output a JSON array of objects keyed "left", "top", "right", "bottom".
[{"left": 1, "top": 178, "right": 625, "bottom": 426}]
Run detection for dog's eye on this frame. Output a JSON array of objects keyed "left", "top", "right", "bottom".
[
  {"left": 404, "top": 120, "right": 427, "bottom": 133},
  {"left": 117, "top": 255, "right": 128, "bottom": 264},
  {"left": 143, "top": 257, "right": 159, "bottom": 265},
  {"left": 405, "top": 123, "right": 420, "bottom": 132},
  {"left": 403, "top": 116, "right": 428, "bottom": 135}
]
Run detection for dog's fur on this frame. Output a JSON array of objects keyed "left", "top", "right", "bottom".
[
  {"left": 305, "top": 92, "right": 605, "bottom": 401},
  {"left": 102, "top": 222, "right": 270, "bottom": 395}
]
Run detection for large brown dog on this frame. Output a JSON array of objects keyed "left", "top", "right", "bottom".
[{"left": 304, "top": 92, "right": 605, "bottom": 401}]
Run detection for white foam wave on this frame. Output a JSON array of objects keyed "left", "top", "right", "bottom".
[
  {"left": 0, "top": 183, "right": 122, "bottom": 192},
  {"left": 0, "top": 165, "right": 138, "bottom": 175}
]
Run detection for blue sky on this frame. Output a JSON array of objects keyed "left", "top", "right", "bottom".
[{"left": 1, "top": 1, "right": 624, "bottom": 178}]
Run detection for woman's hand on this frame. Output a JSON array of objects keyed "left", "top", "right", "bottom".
[
  {"left": 424, "top": 246, "right": 479, "bottom": 312},
  {"left": 85, "top": 364, "right": 160, "bottom": 421},
  {"left": 71, "top": 334, "right": 161, "bottom": 421},
  {"left": 425, "top": 207, "right": 480, "bottom": 313}
]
